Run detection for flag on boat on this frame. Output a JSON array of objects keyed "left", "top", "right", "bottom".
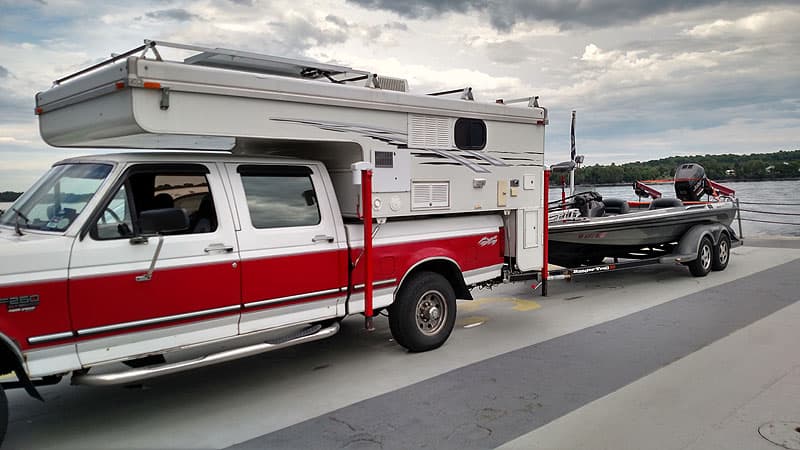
[{"left": 570, "top": 110, "right": 576, "bottom": 162}]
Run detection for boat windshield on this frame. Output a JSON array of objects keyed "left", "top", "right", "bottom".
[{"left": 0, "top": 163, "right": 113, "bottom": 233}]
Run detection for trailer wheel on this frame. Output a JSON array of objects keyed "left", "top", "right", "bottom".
[
  {"left": 389, "top": 272, "right": 456, "bottom": 352},
  {"left": 712, "top": 233, "right": 731, "bottom": 271},
  {"left": 688, "top": 236, "right": 713, "bottom": 277},
  {"left": 0, "top": 385, "right": 7, "bottom": 446}
]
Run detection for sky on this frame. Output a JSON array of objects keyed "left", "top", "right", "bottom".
[{"left": 0, "top": 0, "right": 798, "bottom": 191}]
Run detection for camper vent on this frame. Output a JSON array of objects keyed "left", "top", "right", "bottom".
[
  {"left": 374, "top": 151, "right": 394, "bottom": 168},
  {"left": 411, "top": 181, "right": 450, "bottom": 210},
  {"left": 374, "top": 75, "right": 409, "bottom": 92},
  {"left": 408, "top": 115, "right": 452, "bottom": 150}
]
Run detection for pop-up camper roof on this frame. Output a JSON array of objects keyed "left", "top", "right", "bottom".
[{"left": 36, "top": 39, "right": 545, "bottom": 152}]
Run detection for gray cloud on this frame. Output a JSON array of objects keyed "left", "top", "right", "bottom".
[
  {"left": 349, "top": 0, "right": 486, "bottom": 21},
  {"left": 144, "top": 8, "right": 201, "bottom": 22},
  {"left": 348, "top": 0, "right": 794, "bottom": 30},
  {"left": 0, "top": 66, "right": 9, "bottom": 79},
  {"left": 385, "top": 21, "right": 408, "bottom": 31},
  {"left": 0, "top": 92, "right": 32, "bottom": 123},
  {"left": 228, "top": 0, "right": 254, "bottom": 5},
  {"left": 325, "top": 14, "right": 349, "bottom": 27},
  {"left": 267, "top": 16, "right": 349, "bottom": 55}
]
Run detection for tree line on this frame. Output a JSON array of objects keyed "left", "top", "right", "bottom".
[
  {"left": 0, "top": 191, "right": 21, "bottom": 202},
  {"left": 560, "top": 149, "right": 800, "bottom": 185}
]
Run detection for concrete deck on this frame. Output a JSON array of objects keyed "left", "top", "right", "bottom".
[{"left": 4, "top": 239, "right": 799, "bottom": 449}]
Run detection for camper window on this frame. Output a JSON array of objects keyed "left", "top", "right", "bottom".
[{"left": 454, "top": 118, "right": 487, "bottom": 150}]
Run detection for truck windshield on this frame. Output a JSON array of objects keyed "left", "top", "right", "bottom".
[{"left": 0, "top": 163, "right": 112, "bottom": 233}]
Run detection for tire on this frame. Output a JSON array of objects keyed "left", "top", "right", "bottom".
[
  {"left": 688, "top": 236, "right": 714, "bottom": 277},
  {"left": 712, "top": 233, "right": 731, "bottom": 271},
  {"left": 0, "top": 385, "right": 7, "bottom": 446},
  {"left": 389, "top": 271, "right": 457, "bottom": 352}
]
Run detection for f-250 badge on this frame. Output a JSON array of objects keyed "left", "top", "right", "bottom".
[{"left": 0, "top": 294, "right": 39, "bottom": 312}]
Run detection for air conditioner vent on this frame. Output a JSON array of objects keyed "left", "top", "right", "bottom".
[
  {"left": 374, "top": 75, "right": 409, "bottom": 92},
  {"left": 408, "top": 115, "right": 452, "bottom": 150},
  {"left": 411, "top": 181, "right": 450, "bottom": 210}
]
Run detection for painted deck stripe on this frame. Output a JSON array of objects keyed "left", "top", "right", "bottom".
[{"left": 229, "top": 259, "right": 800, "bottom": 450}]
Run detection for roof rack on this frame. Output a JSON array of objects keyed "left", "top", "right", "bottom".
[{"left": 54, "top": 39, "right": 411, "bottom": 91}]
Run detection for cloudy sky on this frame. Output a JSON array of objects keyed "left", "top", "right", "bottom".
[{"left": 0, "top": 0, "right": 798, "bottom": 190}]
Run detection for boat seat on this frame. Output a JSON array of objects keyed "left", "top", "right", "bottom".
[
  {"left": 603, "top": 198, "right": 630, "bottom": 214},
  {"left": 649, "top": 198, "right": 684, "bottom": 209}
]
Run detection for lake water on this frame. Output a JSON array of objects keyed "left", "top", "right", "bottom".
[
  {"left": 3, "top": 180, "right": 799, "bottom": 238},
  {"left": 550, "top": 179, "right": 800, "bottom": 238}
]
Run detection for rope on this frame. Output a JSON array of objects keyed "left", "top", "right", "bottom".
[
  {"left": 740, "top": 217, "right": 800, "bottom": 225},
  {"left": 738, "top": 201, "right": 800, "bottom": 206},
  {"left": 740, "top": 209, "right": 800, "bottom": 216}
]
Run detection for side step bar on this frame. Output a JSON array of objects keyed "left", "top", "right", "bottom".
[{"left": 72, "top": 322, "right": 340, "bottom": 386}]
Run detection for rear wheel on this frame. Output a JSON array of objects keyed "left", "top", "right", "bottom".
[
  {"left": 712, "top": 233, "right": 731, "bottom": 271},
  {"left": 688, "top": 236, "right": 713, "bottom": 277},
  {"left": 389, "top": 272, "right": 457, "bottom": 352}
]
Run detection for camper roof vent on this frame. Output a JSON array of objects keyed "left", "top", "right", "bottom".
[{"left": 370, "top": 75, "right": 409, "bottom": 92}]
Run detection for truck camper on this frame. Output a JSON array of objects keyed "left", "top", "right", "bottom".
[{"left": 0, "top": 39, "right": 550, "bottom": 442}]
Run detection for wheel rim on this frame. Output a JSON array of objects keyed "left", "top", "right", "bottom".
[
  {"left": 415, "top": 290, "right": 447, "bottom": 336},
  {"left": 700, "top": 243, "right": 712, "bottom": 270},
  {"left": 719, "top": 240, "right": 729, "bottom": 265}
]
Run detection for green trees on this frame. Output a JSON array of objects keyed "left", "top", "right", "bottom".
[
  {"left": 565, "top": 150, "right": 800, "bottom": 185},
  {"left": 0, "top": 192, "right": 22, "bottom": 202}
]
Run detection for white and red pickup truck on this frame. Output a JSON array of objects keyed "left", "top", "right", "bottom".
[{"left": 0, "top": 40, "right": 548, "bottom": 443}]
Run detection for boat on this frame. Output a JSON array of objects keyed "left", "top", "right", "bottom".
[{"left": 547, "top": 163, "right": 739, "bottom": 268}]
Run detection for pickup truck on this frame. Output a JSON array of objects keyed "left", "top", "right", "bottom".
[{"left": 0, "top": 151, "right": 506, "bottom": 442}]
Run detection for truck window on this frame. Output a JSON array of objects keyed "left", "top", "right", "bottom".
[
  {"left": 0, "top": 163, "right": 112, "bottom": 232},
  {"left": 92, "top": 169, "right": 217, "bottom": 239},
  {"left": 238, "top": 166, "right": 321, "bottom": 229}
]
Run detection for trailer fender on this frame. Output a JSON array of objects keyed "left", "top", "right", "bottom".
[
  {"left": 0, "top": 333, "right": 43, "bottom": 401},
  {"left": 397, "top": 258, "right": 472, "bottom": 301},
  {"left": 674, "top": 223, "right": 728, "bottom": 262}
]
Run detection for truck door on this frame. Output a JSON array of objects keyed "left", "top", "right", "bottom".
[
  {"left": 227, "top": 163, "right": 346, "bottom": 333},
  {"left": 68, "top": 162, "right": 241, "bottom": 366}
]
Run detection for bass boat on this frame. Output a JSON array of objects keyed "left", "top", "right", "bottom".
[{"left": 548, "top": 163, "right": 739, "bottom": 267}]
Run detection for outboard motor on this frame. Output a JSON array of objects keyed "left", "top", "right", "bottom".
[
  {"left": 674, "top": 163, "right": 708, "bottom": 202},
  {"left": 573, "top": 191, "right": 605, "bottom": 217}
]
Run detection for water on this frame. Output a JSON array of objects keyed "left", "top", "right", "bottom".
[
  {"left": 4, "top": 181, "right": 800, "bottom": 237},
  {"left": 550, "top": 179, "right": 800, "bottom": 238}
]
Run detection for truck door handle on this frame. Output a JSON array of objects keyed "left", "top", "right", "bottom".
[
  {"left": 204, "top": 243, "right": 234, "bottom": 253},
  {"left": 312, "top": 235, "right": 334, "bottom": 243}
]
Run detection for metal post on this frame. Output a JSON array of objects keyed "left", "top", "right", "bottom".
[
  {"left": 362, "top": 169, "right": 375, "bottom": 331},
  {"left": 736, "top": 198, "right": 744, "bottom": 241},
  {"left": 542, "top": 169, "right": 550, "bottom": 297}
]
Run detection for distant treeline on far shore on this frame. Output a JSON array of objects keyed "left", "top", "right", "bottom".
[
  {"left": 0, "top": 191, "right": 22, "bottom": 202},
  {"left": 563, "top": 149, "right": 800, "bottom": 185}
]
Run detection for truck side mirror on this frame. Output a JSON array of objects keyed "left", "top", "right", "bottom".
[{"left": 139, "top": 208, "right": 189, "bottom": 235}]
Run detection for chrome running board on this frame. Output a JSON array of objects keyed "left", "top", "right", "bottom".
[{"left": 71, "top": 322, "right": 340, "bottom": 386}]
